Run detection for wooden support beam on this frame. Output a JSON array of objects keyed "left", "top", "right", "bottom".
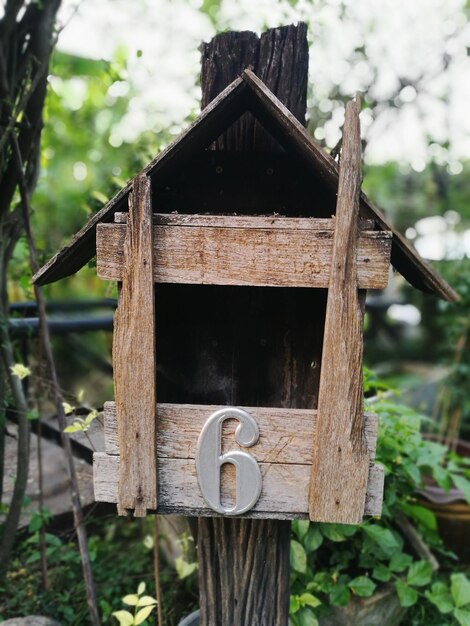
[
  {"left": 113, "top": 174, "right": 157, "bottom": 516},
  {"left": 96, "top": 220, "right": 392, "bottom": 289},
  {"left": 308, "top": 97, "right": 371, "bottom": 524}
]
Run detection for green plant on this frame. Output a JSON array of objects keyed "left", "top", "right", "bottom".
[
  {"left": 433, "top": 258, "right": 470, "bottom": 445},
  {"left": 112, "top": 582, "right": 158, "bottom": 626},
  {"left": 289, "top": 391, "right": 470, "bottom": 626},
  {"left": 174, "top": 533, "right": 198, "bottom": 580}
]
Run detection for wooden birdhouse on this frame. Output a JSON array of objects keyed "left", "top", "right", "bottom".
[{"left": 34, "top": 69, "right": 457, "bottom": 526}]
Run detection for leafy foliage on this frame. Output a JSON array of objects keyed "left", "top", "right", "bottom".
[{"left": 290, "top": 389, "right": 470, "bottom": 625}]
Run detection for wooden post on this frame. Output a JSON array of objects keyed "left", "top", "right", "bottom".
[
  {"left": 308, "top": 97, "right": 370, "bottom": 524},
  {"left": 198, "top": 24, "right": 309, "bottom": 626},
  {"left": 113, "top": 173, "right": 157, "bottom": 516}
]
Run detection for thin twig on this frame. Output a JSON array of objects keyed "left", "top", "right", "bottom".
[
  {"left": 11, "top": 132, "right": 100, "bottom": 625},
  {"left": 153, "top": 515, "right": 164, "bottom": 626}
]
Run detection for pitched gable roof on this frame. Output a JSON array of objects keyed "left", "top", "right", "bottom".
[{"left": 33, "top": 70, "right": 457, "bottom": 301}]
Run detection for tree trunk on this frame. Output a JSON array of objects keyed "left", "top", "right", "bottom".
[{"left": 197, "top": 25, "right": 309, "bottom": 626}]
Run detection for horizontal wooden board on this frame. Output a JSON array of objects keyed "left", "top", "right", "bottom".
[
  {"left": 102, "top": 401, "right": 378, "bottom": 462},
  {"left": 94, "top": 402, "right": 383, "bottom": 519},
  {"left": 93, "top": 453, "right": 383, "bottom": 519},
  {"left": 96, "top": 222, "right": 392, "bottom": 289},
  {"left": 113, "top": 212, "right": 376, "bottom": 231}
]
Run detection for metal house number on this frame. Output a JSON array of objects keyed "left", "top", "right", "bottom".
[{"left": 196, "top": 407, "right": 262, "bottom": 515}]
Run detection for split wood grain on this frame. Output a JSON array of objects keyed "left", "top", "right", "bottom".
[
  {"left": 32, "top": 76, "right": 248, "bottom": 287},
  {"left": 241, "top": 69, "right": 458, "bottom": 302},
  {"left": 96, "top": 223, "right": 391, "bottom": 289},
  {"left": 308, "top": 97, "right": 371, "bottom": 524},
  {"left": 93, "top": 453, "right": 383, "bottom": 518},
  {"left": 102, "top": 401, "right": 378, "bottom": 463},
  {"left": 113, "top": 212, "right": 376, "bottom": 231},
  {"left": 113, "top": 174, "right": 157, "bottom": 516}
]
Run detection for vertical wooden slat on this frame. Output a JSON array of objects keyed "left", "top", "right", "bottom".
[
  {"left": 308, "top": 97, "right": 370, "bottom": 524},
  {"left": 113, "top": 173, "right": 157, "bottom": 516}
]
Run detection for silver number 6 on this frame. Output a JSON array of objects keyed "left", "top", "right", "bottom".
[{"left": 196, "top": 407, "right": 262, "bottom": 515}]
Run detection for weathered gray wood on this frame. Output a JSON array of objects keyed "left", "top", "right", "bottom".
[
  {"left": 113, "top": 212, "right": 376, "bottom": 230},
  {"left": 32, "top": 76, "right": 248, "bottom": 286},
  {"left": 96, "top": 222, "right": 392, "bottom": 289},
  {"left": 113, "top": 174, "right": 157, "bottom": 516},
  {"left": 102, "top": 401, "right": 378, "bottom": 461},
  {"left": 32, "top": 71, "right": 457, "bottom": 302},
  {"left": 365, "top": 463, "right": 384, "bottom": 517},
  {"left": 93, "top": 453, "right": 383, "bottom": 518},
  {"left": 241, "top": 68, "right": 458, "bottom": 302},
  {"left": 308, "top": 97, "right": 370, "bottom": 524}
]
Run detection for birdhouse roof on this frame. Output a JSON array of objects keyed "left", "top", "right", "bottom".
[{"left": 33, "top": 69, "right": 457, "bottom": 301}]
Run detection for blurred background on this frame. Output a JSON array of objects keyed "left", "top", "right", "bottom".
[
  {"left": 3, "top": 1, "right": 470, "bottom": 623},
  {"left": 10, "top": 0, "right": 469, "bottom": 411}
]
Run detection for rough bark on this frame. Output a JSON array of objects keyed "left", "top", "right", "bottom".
[{"left": 197, "top": 24, "right": 309, "bottom": 626}]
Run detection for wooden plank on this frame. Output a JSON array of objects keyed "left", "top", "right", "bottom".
[
  {"left": 93, "top": 452, "right": 383, "bottom": 518},
  {"left": 32, "top": 76, "right": 248, "bottom": 286},
  {"left": 241, "top": 69, "right": 458, "bottom": 302},
  {"left": 308, "top": 97, "right": 371, "bottom": 524},
  {"left": 113, "top": 212, "right": 376, "bottom": 230},
  {"left": 365, "top": 463, "right": 384, "bottom": 517},
  {"left": 96, "top": 223, "right": 392, "bottom": 289},
  {"left": 102, "top": 401, "right": 378, "bottom": 461},
  {"left": 113, "top": 174, "right": 157, "bottom": 516}
]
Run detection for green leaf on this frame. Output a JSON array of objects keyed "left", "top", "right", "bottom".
[
  {"left": 137, "top": 595, "right": 157, "bottom": 607},
  {"left": 455, "top": 608, "right": 470, "bottom": 626},
  {"left": 389, "top": 552, "right": 413, "bottom": 573},
  {"left": 372, "top": 564, "right": 391, "bottom": 582},
  {"left": 290, "top": 595, "right": 300, "bottom": 614},
  {"left": 395, "top": 581, "right": 418, "bottom": 607},
  {"left": 299, "top": 592, "right": 321, "bottom": 608},
  {"left": 297, "top": 606, "right": 319, "bottom": 626},
  {"left": 135, "top": 604, "right": 155, "bottom": 625},
  {"left": 451, "top": 574, "right": 470, "bottom": 608},
  {"left": 293, "top": 519, "right": 310, "bottom": 541},
  {"left": 28, "top": 514, "right": 43, "bottom": 533},
  {"left": 122, "top": 594, "right": 139, "bottom": 606},
  {"left": 348, "top": 576, "right": 376, "bottom": 597},
  {"left": 320, "top": 523, "right": 355, "bottom": 542},
  {"left": 137, "top": 582, "right": 146, "bottom": 595},
  {"left": 112, "top": 610, "right": 134, "bottom": 626},
  {"left": 407, "top": 560, "right": 433, "bottom": 587},
  {"left": 175, "top": 556, "right": 198, "bottom": 579},
  {"left": 425, "top": 582, "right": 454, "bottom": 614},
  {"left": 400, "top": 504, "right": 437, "bottom": 531},
  {"left": 290, "top": 540, "right": 307, "bottom": 574},
  {"left": 363, "top": 525, "right": 400, "bottom": 556},
  {"left": 62, "top": 402, "right": 75, "bottom": 415},
  {"left": 452, "top": 475, "right": 470, "bottom": 506},
  {"left": 330, "top": 583, "right": 351, "bottom": 606},
  {"left": 10, "top": 363, "right": 31, "bottom": 380},
  {"left": 304, "top": 526, "right": 323, "bottom": 552}
]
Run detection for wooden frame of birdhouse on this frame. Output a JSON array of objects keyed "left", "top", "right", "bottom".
[{"left": 34, "top": 70, "right": 457, "bottom": 526}]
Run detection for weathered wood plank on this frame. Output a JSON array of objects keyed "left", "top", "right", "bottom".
[
  {"left": 32, "top": 76, "right": 248, "bottom": 286},
  {"left": 93, "top": 452, "right": 383, "bottom": 518},
  {"left": 113, "top": 212, "right": 376, "bottom": 230},
  {"left": 102, "top": 401, "right": 378, "bottom": 462},
  {"left": 242, "top": 68, "right": 458, "bottom": 302},
  {"left": 308, "top": 97, "right": 371, "bottom": 524},
  {"left": 365, "top": 463, "right": 384, "bottom": 517},
  {"left": 113, "top": 174, "right": 157, "bottom": 516},
  {"left": 96, "top": 223, "right": 391, "bottom": 289}
]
